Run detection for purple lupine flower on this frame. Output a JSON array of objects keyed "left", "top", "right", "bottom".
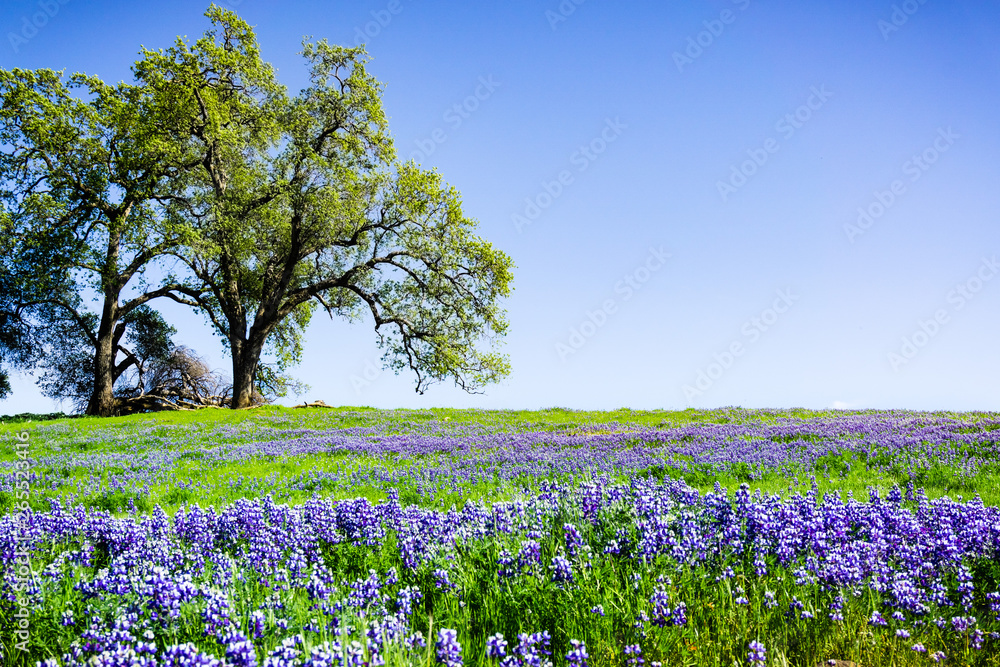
[
  {"left": 563, "top": 523, "right": 585, "bottom": 557},
  {"left": 436, "top": 629, "right": 462, "bottom": 667},
  {"left": 747, "top": 641, "right": 766, "bottom": 665},
  {"left": 566, "top": 640, "right": 588, "bottom": 667},
  {"left": 249, "top": 610, "right": 267, "bottom": 639},
  {"left": 550, "top": 555, "right": 573, "bottom": 584},
  {"left": 224, "top": 631, "right": 258, "bottom": 667},
  {"left": 486, "top": 634, "right": 507, "bottom": 659},
  {"left": 517, "top": 540, "right": 542, "bottom": 571},
  {"left": 623, "top": 644, "right": 644, "bottom": 667},
  {"left": 433, "top": 568, "right": 456, "bottom": 590},
  {"left": 671, "top": 601, "right": 688, "bottom": 626}
]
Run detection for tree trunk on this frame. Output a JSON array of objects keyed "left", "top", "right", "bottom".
[
  {"left": 230, "top": 337, "right": 265, "bottom": 409},
  {"left": 85, "top": 299, "right": 118, "bottom": 417},
  {"left": 85, "top": 228, "right": 122, "bottom": 417}
]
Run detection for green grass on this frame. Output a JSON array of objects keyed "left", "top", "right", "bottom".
[
  {"left": 3, "top": 406, "right": 1000, "bottom": 666},
  {"left": 3, "top": 405, "right": 1000, "bottom": 511}
]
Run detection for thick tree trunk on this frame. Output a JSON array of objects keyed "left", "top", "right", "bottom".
[
  {"left": 85, "top": 299, "right": 118, "bottom": 417},
  {"left": 85, "top": 228, "right": 122, "bottom": 417},
  {"left": 230, "top": 337, "right": 265, "bottom": 409}
]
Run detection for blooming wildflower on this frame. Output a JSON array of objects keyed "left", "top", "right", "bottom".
[
  {"left": 517, "top": 541, "right": 542, "bottom": 571},
  {"left": 951, "top": 616, "right": 976, "bottom": 633},
  {"left": 911, "top": 644, "right": 926, "bottom": 653},
  {"left": 224, "top": 631, "right": 258, "bottom": 667},
  {"left": 566, "top": 640, "right": 589, "bottom": 667},
  {"left": 497, "top": 551, "right": 517, "bottom": 579},
  {"left": 671, "top": 602, "right": 688, "bottom": 626},
  {"left": 249, "top": 610, "right": 267, "bottom": 639},
  {"left": 986, "top": 591, "right": 1000, "bottom": 618},
  {"left": 624, "top": 644, "right": 644, "bottom": 667},
  {"left": 436, "top": 629, "right": 462, "bottom": 667},
  {"left": 162, "top": 643, "right": 224, "bottom": 666},
  {"left": 564, "top": 523, "right": 585, "bottom": 557},
  {"left": 747, "top": 641, "right": 766, "bottom": 665},
  {"left": 649, "top": 586, "right": 673, "bottom": 627},
  {"left": 590, "top": 605, "right": 605, "bottom": 616},
  {"left": 486, "top": 634, "right": 507, "bottom": 659},
  {"left": 551, "top": 555, "right": 574, "bottom": 584},
  {"left": 433, "top": 569, "right": 456, "bottom": 591}
]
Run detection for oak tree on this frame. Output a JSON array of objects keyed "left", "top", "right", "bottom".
[
  {"left": 141, "top": 8, "right": 513, "bottom": 408},
  {"left": 0, "top": 68, "right": 203, "bottom": 415}
]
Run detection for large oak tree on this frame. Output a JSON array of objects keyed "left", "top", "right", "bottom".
[{"left": 140, "top": 8, "right": 513, "bottom": 408}]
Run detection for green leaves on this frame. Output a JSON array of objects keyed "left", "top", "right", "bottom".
[
  {"left": 142, "top": 9, "right": 513, "bottom": 404},
  {"left": 1, "top": 5, "right": 513, "bottom": 411},
  {"left": 0, "top": 36, "right": 211, "bottom": 413}
]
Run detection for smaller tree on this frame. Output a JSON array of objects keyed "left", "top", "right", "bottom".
[
  {"left": 0, "top": 293, "right": 31, "bottom": 400},
  {"left": 34, "top": 305, "right": 178, "bottom": 413},
  {"left": 0, "top": 66, "right": 206, "bottom": 416},
  {"left": 0, "top": 278, "right": 27, "bottom": 399},
  {"left": 0, "top": 208, "right": 66, "bottom": 400}
]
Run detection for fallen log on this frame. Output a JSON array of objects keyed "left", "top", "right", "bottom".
[{"left": 293, "top": 400, "right": 334, "bottom": 409}]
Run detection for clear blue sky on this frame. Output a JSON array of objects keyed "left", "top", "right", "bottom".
[{"left": 3, "top": 0, "right": 999, "bottom": 413}]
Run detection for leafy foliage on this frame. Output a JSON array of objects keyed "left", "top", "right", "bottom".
[
  {"left": 0, "top": 6, "right": 512, "bottom": 413},
  {"left": 139, "top": 9, "right": 513, "bottom": 407},
  {"left": 0, "top": 62, "right": 205, "bottom": 415}
]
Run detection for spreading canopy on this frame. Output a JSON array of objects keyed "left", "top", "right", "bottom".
[{"left": 138, "top": 8, "right": 513, "bottom": 407}]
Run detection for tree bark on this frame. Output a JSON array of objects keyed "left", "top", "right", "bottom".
[
  {"left": 85, "top": 297, "right": 119, "bottom": 417},
  {"left": 230, "top": 336, "right": 265, "bottom": 409},
  {"left": 85, "top": 230, "right": 122, "bottom": 417}
]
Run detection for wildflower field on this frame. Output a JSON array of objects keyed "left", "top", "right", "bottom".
[{"left": 2, "top": 406, "right": 1000, "bottom": 666}]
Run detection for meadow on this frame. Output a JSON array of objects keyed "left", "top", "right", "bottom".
[{"left": 1, "top": 406, "right": 1000, "bottom": 666}]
